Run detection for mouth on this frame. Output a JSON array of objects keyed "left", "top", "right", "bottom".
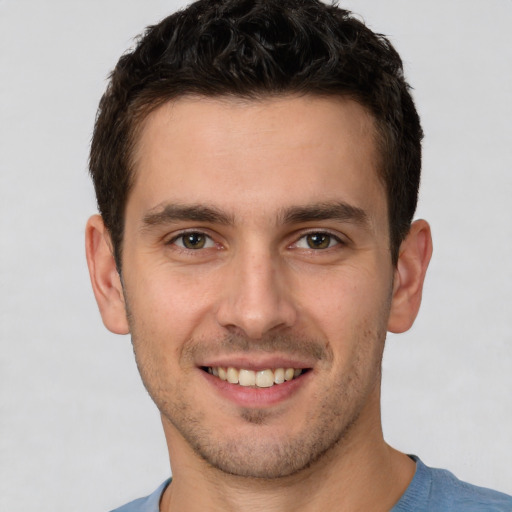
[{"left": 202, "top": 366, "right": 309, "bottom": 388}]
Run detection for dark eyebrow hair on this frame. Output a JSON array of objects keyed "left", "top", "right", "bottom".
[
  {"left": 141, "top": 201, "right": 368, "bottom": 231},
  {"left": 142, "top": 204, "right": 234, "bottom": 228},
  {"left": 280, "top": 201, "right": 369, "bottom": 226}
]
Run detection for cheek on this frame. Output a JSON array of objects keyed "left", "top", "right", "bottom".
[
  {"left": 292, "top": 263, "right": 392, "bottom": 370},
  {"left": 125, "top": 267, "right": 221, "bottom": 353},
  {"left": 294, "top": 263, "right": 391, "bottom": 326}
]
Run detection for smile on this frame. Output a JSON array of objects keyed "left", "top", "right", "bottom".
[{"left": 204, "top": 367, "right": 306, "bottom": 388}]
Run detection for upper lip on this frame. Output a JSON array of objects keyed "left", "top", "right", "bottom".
[{"left": 197, "top": 354, "right": 316, "bottom": 371}]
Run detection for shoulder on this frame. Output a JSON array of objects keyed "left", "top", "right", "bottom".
[
  {"left": 109, "top": 479, "right": 171, "bottom": 512},
  {"left": 394, "top": 457, "right": 512, "bottom": 512},
  {"left": 429, "top": 465, "right": 512, "bottom": 511}
]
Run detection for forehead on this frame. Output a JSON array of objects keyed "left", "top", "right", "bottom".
[{"left": 129, "top": 95, "right": 385, "bottom": 224}]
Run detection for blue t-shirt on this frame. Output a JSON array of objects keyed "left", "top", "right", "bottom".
[
  {"left": 390, "top": 456, "right": 512, "bottom": 511},
  {"left": 110, "top": 457, "right": 512, "bottom": 511}
]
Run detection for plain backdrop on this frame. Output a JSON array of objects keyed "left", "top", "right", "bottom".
[{"left": 1, "top": 1, "right": 511, "bottom": 510}]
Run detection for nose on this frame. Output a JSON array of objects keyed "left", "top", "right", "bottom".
[{"left": 215, "top": 247, "right": 297, "bottom": 339}]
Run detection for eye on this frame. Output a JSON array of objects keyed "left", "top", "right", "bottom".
[
  {"left": 172, "top": 232, "right": 215, "bottom": 250},
  {"left": 294, "top": 232, "right": 340, "bottom": 250}
]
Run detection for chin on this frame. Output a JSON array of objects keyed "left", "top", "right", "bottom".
[{"left": 169, "top": 408, "right": 357, "bottom": 480}]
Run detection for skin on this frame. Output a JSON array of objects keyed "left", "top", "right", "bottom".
[{"left": 86, "top": 95, "right": 432, "bottom": 511}]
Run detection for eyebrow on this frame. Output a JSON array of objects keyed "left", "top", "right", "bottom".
[
  {"left": 141, "top": 200, "right": 369, "bottom": 230},
  {"left": 142, "top": 204, "right": 234, "bottom": 228},
  {"left": 280, "top": 201, "right": 369, "bottom": 226}
]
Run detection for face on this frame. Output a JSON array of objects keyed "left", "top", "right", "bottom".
[{"left": 120, "top": 95, "right": 396, "bottom": 478}]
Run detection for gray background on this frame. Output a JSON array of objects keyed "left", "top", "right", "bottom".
[{"left": 1, "top": 1, "right": 511, "bottom": 510}]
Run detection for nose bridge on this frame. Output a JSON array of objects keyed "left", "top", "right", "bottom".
[{"left": 216, "top": 241, "right": 296, "bottom": 339}]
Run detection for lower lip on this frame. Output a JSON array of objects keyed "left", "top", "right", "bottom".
[{"left": 200, "top": 369, "right": 311, "bottom": 408}]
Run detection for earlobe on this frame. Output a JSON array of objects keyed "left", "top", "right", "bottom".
[
  {"left": 387, "top": 219, "right": 433, "bottom": 333},
  {"left": 85, "top": 214, "right": 130, "bottom": 335}
]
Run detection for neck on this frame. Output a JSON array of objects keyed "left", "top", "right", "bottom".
[{"left": 159, "top": 399, "right": 415, "bottom": 512}]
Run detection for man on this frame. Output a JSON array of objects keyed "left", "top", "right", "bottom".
[{"left": 85, "top": 1, "right": 512, "bottom": 510}]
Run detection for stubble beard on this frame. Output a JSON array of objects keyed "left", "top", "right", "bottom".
[{"left": 129, "top": 323, "right": 387, "bottom": 480}]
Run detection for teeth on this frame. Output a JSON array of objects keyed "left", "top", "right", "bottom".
[
  {"left": 256, "top": 369, "right": 274, "bottom": 388},
  {"left": 207, "top": 366, "right": 304, "bottom": 388},
  {"left": 285, "top": 368, "right": 295, "bottom": 381},
  {"left": 227, "top": 367, "right": 239, "bottom": 384},
  {"left": 274, "top": 368, "right": 285, "bottom": 384},
  {"left": 218, "top": 367, "right": 227, "bottom": 381},
  {"left": 239, "top": 369, "right": 256, "bottom": 387}
]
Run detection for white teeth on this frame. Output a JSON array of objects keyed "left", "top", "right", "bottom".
[
  {"left": 256, "top": 369, "right": 275, "bottom": 388},
  {"left": 239, "top": 369, "right": 256, "bottom": 387},
  {"left": 227, "top": 367, "right": 239, "bottom": 384},
  {"left": 274, "top": 368, "right": 285, "bottom": 384},
  {"left": 207, "top": 366, "right": 304, "bottom": 388},
  {"left": 218, "top": 367, "right": 227, "bottom": 381}
]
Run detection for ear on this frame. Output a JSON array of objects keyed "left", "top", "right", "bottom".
[
  {"left": 85, "top": 214, "right": 130, "bottom": 335},
  {"left": 387, "top": 219, "right": 433, "bottom": 333}
]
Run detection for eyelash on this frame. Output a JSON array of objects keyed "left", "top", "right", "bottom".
[
  {"left": 291, "top": 231, "right": 344, "bottom": 250},
  {"left": 168, "top": 231, "right": 217, "bottom": 251},
  {"left": 167, "top": 230, "right": 345, "bottom": 252}
]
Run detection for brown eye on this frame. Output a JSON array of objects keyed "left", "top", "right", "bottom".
[
  {"left": 174, "top": 232, "right": 214, "bottom": 250},
  {"left": 306, "top": 233, "right": 333, "bottom": 249},
  {"left": 293, "top": 232, "right": 340, "bottom": 250}
]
